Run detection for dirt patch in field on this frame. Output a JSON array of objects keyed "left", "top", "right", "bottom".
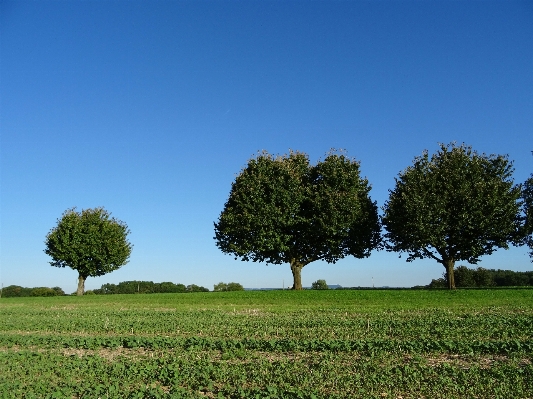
[
  {"left": 61, "top": 346, "right": 173, "bottom": 361},
  {"left": 49, "top": 305, "right": 78, "bottom": 310},
  {"left": 232, "top": 308, "right": 265, "bottom": 316},
  {"left": 407, "top": 354, "right": 531, "bottom": 369}
]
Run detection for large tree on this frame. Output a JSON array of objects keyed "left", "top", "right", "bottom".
[
  {"left": 382, "top": 143, "right": 522, "bottom": 289},
  {"left": 214, "top": 150, "right": 381, "bottom": 290},
  {"left": 45, "top": 207, "right": 132, "bottom": 295}
]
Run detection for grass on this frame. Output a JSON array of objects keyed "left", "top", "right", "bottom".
[
  {"left": 0, "top": 289, "right": 532, "bottom": 398},
  {"left": 2, "top": 288, "right": 532, "bottom": 311}
]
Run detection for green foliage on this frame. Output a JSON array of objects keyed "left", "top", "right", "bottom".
[
  {"left": 454, "top": 266, "right": 477, "bottom": 287},
  {"left": 491, "top": 269, "right": 533, "bottom": 286},
  {"left": 159, "top": 281, "right": 187, "bottom": 293},
  {"left": 51, "top": 286, "right": 65, "bottom": 295},
  {"left": 213, "top": 282, "right": 225, "bottom": 292},
  {"left": 473, "top": 267, "right": 495, "bottom": 287},
  {"left": 44, "top": 207, "right": 132, "bottom": 295},
  {"left": 428, "top": 278, "right": 447, "bottom": 289},
  {"left": 383, "top": 143, "right": 522, "bottom": 289},
  {"left": 214, "top": 282, "right": 245, "bottom": 292},
  {"left": 523, "top": 174, "right": 533, "bottom": 260},
  {"left": 227, "top": 282, "right": 244, "bottom": 291},
  {"left": 448, "top": 266, "right": 496, "bottom": 288},
  {"left": 97, "top": 281, "right": 187, "bottom": 294},
  {"left": 430, "top": 267, "right": 533, "bottom": 288},
  {"left": 311, "top": 279, "right": 329, "bottom": 290},
  {"left": 0, "top": 285, "right": 33, "bottom": 298},
  {"left": 186, "top": 284, "right": 209, "bottom": 292},
  {"left": 0, "top": 285, "right": 65, "bottom": 298},
  {"left": 93, "top": 281, "right": 195, "bottom": 294},
  {"left": 30, "top": 287, "right": 59, "bottom": 297},
  {"left": 215, "top": 150, "right": 381, "bottom": 290}
]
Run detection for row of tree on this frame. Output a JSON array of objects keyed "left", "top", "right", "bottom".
[
  {"left": 1, "top": 285, "right": 66, "bottom": 298},
  {"left": 90, "top": 281, "right": 209, "bottom": 295},
  {"left": 215, "top": 143, "right": 533, "bottom": 290},
  {"left": 0, "top": 281, "right": 234, "bottom": 297},
  {"left": 43, "top": 143, "right": 533, "bottom": 293},
  {"left": 429, "top": 267, "right": 533, "bottom": 288},
  {"left": 90, "top": 281, "right": 246, "bottom": 295}
]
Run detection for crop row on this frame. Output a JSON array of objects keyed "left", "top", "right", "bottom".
[
  {"left": 1, "top": 291, "right": 532, "bottom": 397},
  {"left": 1, "top": 349, "right": 532, "bottom": 399},
  {"left": 2, "top": 309, "right": 532, "bottom": 340},
  {"left": 1, "top": 333, "right": 533, "bottom": 356}
]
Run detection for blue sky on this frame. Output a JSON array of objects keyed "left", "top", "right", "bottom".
[{"left": 1, "top": 0, "right": 532, "bottom": 293}]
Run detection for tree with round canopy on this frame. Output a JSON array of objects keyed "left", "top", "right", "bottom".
[
  {"left": 382, "top": 143, "right": 522, "bottom": 289},
  {"left": 214, "top": 150, "right": 381, "bottom": 290},
  {"left": 45, "top": 207, "right": 132, "bottom": 295}
]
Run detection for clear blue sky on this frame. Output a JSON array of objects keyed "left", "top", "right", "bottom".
[{"left": 1, "top": 0, "right": 532, "bottom": 293}]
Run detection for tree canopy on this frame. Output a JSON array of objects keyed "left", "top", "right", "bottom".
[
  {"left": 0, "top": 285, "right": 65, "bottom": 298},
  {"left": 382, "top": 143, "right": 522, "bottom": 289},
  {"left": 213, "top": 282, "right": 245, "bottom": 292},
  {"left": 311, "top": 279, "right": 329, "bottom": 290},
  {"left": 45, "top": 207, "right": 132, "bottom": 295},
  {"left": 214, "top": 150, "right": 381, "bottom": 290},
  {"left": 522, "top": 174, "right": 533, "bottom": 260}
]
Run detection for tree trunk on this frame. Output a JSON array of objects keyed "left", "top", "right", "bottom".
[
  {"left": 290, "top": 260, "right": 304, "bottom": 290},
  {"left": 77, "top": 274, "right": 86, "bottom": 296},
  {"left": 443, "top": 258, "right": 456, "bottom": 290}
]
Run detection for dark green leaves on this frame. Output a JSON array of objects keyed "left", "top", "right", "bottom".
[
  {"left": 311, "top": 279, "right": 329, "bottom": 290},
  {"left": 522, "top": 176, "right": 533, "bottom": 260},
  {"left": 382, "top": 143, "right": 522, "bottom": 268},
  {"left": 214, "top": 150, "right": 380, "bottom": 269},
  {"left": 45, "top": 207, "right": 132, "bottom": 279}
]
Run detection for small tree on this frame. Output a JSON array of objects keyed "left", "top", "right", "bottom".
[
  {"left": 227, "top": 282, "right": 244, "bottom": 291},
  {"left": 382, "top": 143, "right": 522, "bottom": 289},
  {"left": 311, "top": 279, "right": 329, "bottom": 290},
  {"left": 213, "top": 282, "right": 228, "bottom": 292},
  {"left": 213, "top": 282, "right": 244, "bottom": 291},
  {"left": 45, "top": 207, "right": 132, "bottom": 296},
  {"left": 214, "top": 150, "right": 381, "bottom": 290}
]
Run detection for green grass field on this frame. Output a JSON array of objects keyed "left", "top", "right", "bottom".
[{"left": 1, "top": 289, "right": 532, "bottom": 398}]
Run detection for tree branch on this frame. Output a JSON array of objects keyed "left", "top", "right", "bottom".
[{"left": 423, "top": 247, "right": 442, "bottom": 263}]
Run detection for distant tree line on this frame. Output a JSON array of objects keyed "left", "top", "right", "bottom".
[
  {"left": 0, "top": 281, "right": 211, "bottom": 298},
  {"left": 1, "top": 285, "right": 65, "bottom": 298},
  {"left": 90, "top": 281, "right": 209, "bottom": 294},
  {"left": 429, "top": 266, "right": 533, "bottom": 288}
]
